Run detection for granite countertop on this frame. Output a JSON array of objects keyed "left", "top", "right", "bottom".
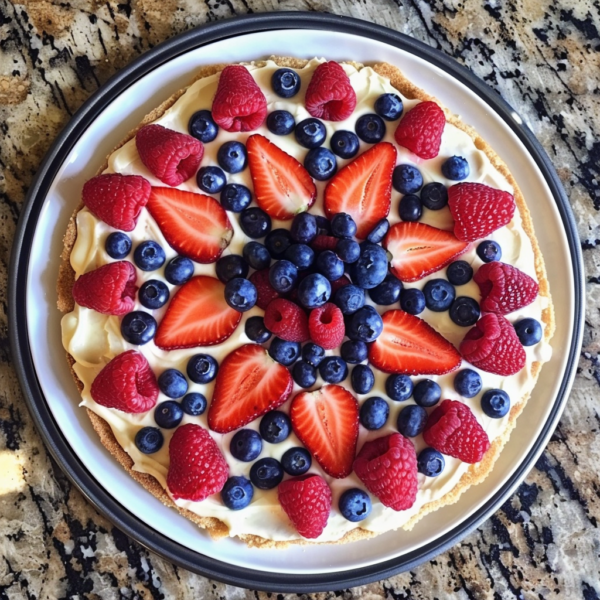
[{"left": 1, "top": 1, "right": 599, "bottom": 597}]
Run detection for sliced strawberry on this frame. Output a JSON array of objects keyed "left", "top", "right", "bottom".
[
  {"left": 247, "top": 134, "right": 316, "bottom": 220},
  {"left": 208, "top": 344, "right": 293, "bottom": 433},
  {"left": 290, "top": 384, "right": 359, "bottom": 479},
  {"left": 384, "top": 222, "right": 469, "bottom": 282},
  {"left": 146, "top": 187, "right": 233, "bottom": 263},
  {"left": 155, "top": 276, "right": 241, "bottom": 350},
  {"left": 324, "top": 143, "right": 396, "bottom": 239},
  {"left": 369, "top": 310, "right": 462, "bottom": 375}
]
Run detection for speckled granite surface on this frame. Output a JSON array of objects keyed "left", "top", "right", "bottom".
[{"left": 1, "top": 0, "right": 600, "bottom": 597}]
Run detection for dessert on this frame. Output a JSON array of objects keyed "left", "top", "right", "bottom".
[{"left": 58, "top": 56, "right": 554, "bottom": 547}]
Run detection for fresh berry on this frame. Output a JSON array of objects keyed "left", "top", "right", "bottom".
[
  {"left": 330, "top": 130, "right": 360, "bottom": 159},
  {"left": 224, "top": 277, "right": 257, "bottom": 312},
  {"left": 297, "top": 273, "right": 331, "bottom": 309},
  {"left": 269, "top": 260, "right": 298, "bottom": 294},
  {"left": 272, "top": 68, "right": 301, "bottom": 98},
  {"left": 348, "top": 242, "right": 388, "bottom": 289},
  {"left": 292, "top": 360, "right": 317, "bottom": 388},
  {"left": 423, "top": 279, "right": 455, "bottom": 312},
  {"left": 316, "top": 250, "right": 344, "bottom": 281},
  {"left": 154, "top": 400, "right": 184, "bottom": 429},
  {"left": 196, "top": 166, "right": 226, "bottom": 195},
  {"left": 268, "top": 337, "right": 301, "bottom": 366},
  {"left": 453, "top": 368, "right": 482, "bottom": 398},
  {"left": 136, "top": 124, "right": 203, "bottom": 186},
  {"left": 243, "top": 242, "right": 271, "bottom": 270},
  {"left": 305, "top": 148, "right": 337, "bottom": 181},
  {"left": 239, "top": 207, "right": 272, "bottom": 239},
  {"left": 450, "top": 296, "right": 481, "bottom": 326},
  {"left": 249, "top": 269, "right": 280, "bottom": 309},
  {"left": 305, "top": 61, "right": 356, "bottom": 121},
  {"left": 346, "top": 305, "right": 383, "bottom": 342},
  {"left": 442, "top": 155, "right": 470, "bottom": 180},
  {"left": 331, "top": 212, "right": 357, "bottom": 238},
  {"left": 336, "top": 238, "right": 360, "bottom": 263},
  {"left": 398, "top": 194, "right": 423, "bottom": 222},
  {"left": 369, "top": 274, "right": 403, "bottom": 305},
  {"left": 165, "top": 256, "right": 194, "bottom": 286},
  {"left": 91, "top": 350, "right": 158, "bottom": 413},
  {"left": 423, "top": 400, "right": 490, "bottom": 463},
  {"left": 481, "top": 389, "right": 511, "bottom": 418},
  {"left": 392, "top": 164, "right": 423, "bottom": 195},
  {"left": 514, "top": 318, "right": 542, "bottom": 346},
  {"left": 399, "top": 288, "right": 426, "bottom": 315},
  {"left": 181, "top": 392, "right": 207, "bottom": 416},
  {"left": 220, "top": 183, "right": 252, "bottom": 212},
  {"left": 302, "top": 342, "right": 325, "bottom": 367},
  {"left": 329, "top": 274, "right": 351, "bottom": 294},
  {"left": 291, "top": 384, "right": 359, "bottom": 478},
  {"left": 230, "top": 429, "right": 263, "bottom": 462},
  {"left": 360, "top": 397, "right": 389, "bottom": 430},
  {"left": 369, "top": 310, "right": 462, "bottom": 375},
  {"left": 139, "top": 280, "right": 169, "bottom": 310},
  {"left": 366, "top": 218, "right": 390, "bottom": 244},
  {"left": 308, "top": 303, "right": 345, "bottom": 349},
  {"left": 421, "top": 182, "right": 448, "bottom": 210},
  {"left": 319, "top": 356, "right": 348, "bottom": 384},
  {"left": 385, "top": 374, "right": 413, "bottom": 402},
  {"left": 245, "top": 316, "right": 271, "bottom": 344},
  {"left": 394, "top": 101, "right": 445, "bottom": 159},
  {"left": 397, "top": 405, "right": 428, "bottom": 437},
  {"left": 265, "top": 228, "right": 293, "bottom": 259},
  {"left": 221, "top": 476, "right": 254, "bottom": 510},
  {"left": 281, "top": 447, "right": 312, "bottom": 476},
  {"left": 267, "top": 110, "right": 296, "bottom": 135},
  {"left": 105, "top": 232, "right": 132, "bottom": 259},
  {"left": 135, "top": 427, "right": 163, "bottom": 454},
  {"left": 259, "top": 410, "right": 292, "bottom": 443},
  {"left": 217, "top": 140, "right": 248, "bottom": 173},
  {"left": 264, "top": 298, "right": 310, "bottom": 342},
  {"left": 334, "top": 284, "right": 365, "bottom": 314},
  {"left": 290, "top": 212, "right": 317, "bottom": 243},
  {"left": 339, "top": 488, "right": 371, "bottom": 522},
  {"left": 186, "top": 354, "right": 218, "bottom": 384},
  {"left": 477, "top": 240, "right": 502, "bottom": 263},
  {"left": 188, "top": 109, "right": 219, "bottom": 143},
  {"left": 295, "top": 118, "right": 327, "bottom": 149},
  {"left": 121, "top": 311, "right": 157, "bottom": 345},
  {"left": 341, "top": 340, "right": 368, "bottom": 364},
  {"left": 417, "top": 448, "right": 445, "bottom": 477},
  {"left": 284, "top": 243, "right": 315, "bottom": 270},
  {"left": 448, "top": 182, "right": 516, "bottom": 242},
  {"left": 158, "top": 369, "right": 188, "bottom": 399},
  {"left": 212, "top": 65, "right": 267, "bottom": 132},
  {"left": 315, "top": 215, "right": 332, "bottom": 235},
  {"left": 447, "top": 260, "right": 473, "bottom": 286},
  {"left": 351, "top": 364, "right": 375, "bottom": 395},
  {"left": 134, "top": 240, "right": 166, "bottom": 271},
  {"left": 413, "top": 379, "right": 441, "bottom": 407},
  {"left": 375, "top": 93, "right": 403, "bottom": 121},
  {"left": 155, "top": 276, "right": 241, "bottom": 349},
  {"left": 355, "top": 113, "right": 386, "bottom": 143},
  {"left": 216, "top": 254, "right": 249, "bottom": 283}
]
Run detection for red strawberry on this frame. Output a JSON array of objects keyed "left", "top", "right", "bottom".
[
  {"left": 146, "top": 187, "right": 232, "bottom": 263},
  {"left": 394, "top": 101, "right": 445, "bottom": 159},
  {"left": 459, "top": 312, "right": 526, "bottom": 376},
  {"left": 278, "top": 475, "right": 332, "bottom": 539},
  {"left": 353, "top": 433, "right": 418, "bottom": 511},
  {"left": 423, "top": 400, "right": 490, "bottom": 464},
  {"left": 155, "top": 276, "right": 241, "bottom": 350},
  {"left": 249, "top": 268, "right": 281, "bottom": 310},
  {"left": 368, "top": 310, "right": 462, "bottom": 375},
  {"left": 305, "top": 61, "right": 356, "bottom": 121},
  {"left": 384, "top": 222, "right": 469, "bottom": 282},
  {"left": 290, "top": 384, "right": 359, "bottom": 478},
  {"left": 167, "top": 424, "right": 229, "bottom": 501},
  {"left": 448, "top": 182, "right": 516, "bottom": 242},
  {"left": 247, "top": 134, "right": 316, "bottom": 220},
  {"left": 330, "top": 274, "right": 351, "bottom": 295},
  {"left": 208, "top": 344, "right": 293, "bottom": 433},
  {"left": 72, "top": 261, "right": 137, "bottom": 316},
  {"left": 473, "top": 262, "right": 539, "bottom": 314},
  {"left": 91, "top": 350, "right": 158, "bottom": 413},
  {"left": 136, "top": 124, "right": 203, "bottom": 187},
  {"left": 211, "top": 66, "right": 267, "bottom": 132},
  {"left": 264, "top": 299, "right": 310, "bottom": 342},
  {"left": 308, "top": 303, "right": 345, "bottom": 350},
  {"left": 82, "top": 173, "right": 150, "bottom": 231},
  {"left": 310, "top": 234, "right": 338, "bottom": 252},
  {"left": 324, "top": 143, "right": 396, "bottom": 239}
]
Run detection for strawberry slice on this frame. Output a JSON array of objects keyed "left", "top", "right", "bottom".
[
  {"left": 290, "top": 384, "right": 359, "bottom": 479},
  {"left": 324, "top": 143, "right": 396, "bottom": 239},
  {"left": 146, "top": 187, "right": 233, "bottom": 263},
  {"left": 369, "top": 310, "right": 462, "bottom": 375},
  {"left": 155, "top": 276, "right": 241, "bottom": 350},
  {"left": 247, "top": 134, "right": 316, "bottom": 220},
  {"left": 208, "top": 344, "right": 293, "bottom": 433},
  {"left": 384, "top": 222, "right": 469, "bottom": 282}
]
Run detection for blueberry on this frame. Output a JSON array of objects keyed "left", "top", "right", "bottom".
[
  {"left": 259, "top": 411, "right": 291, "bottom": 443},
  {"left": 154, "top": 400, "right": 184, "bottom": 429},
  {"left": 284, "top": 243, "right": 315, "bottom": 270},
  {"left": 305, "top": 147, "right": 337, "bottom": 181},
  {"left": 217, "top": 141, "right": 247, "bottom": 173},
  {"left": 385, "top": 374, "right": 413, "bottom": 402},
  {"left": 441, "top": 156, "right": 470, "bottom": 181},
  {"left": 224, "top": 277, "right": 257, "bottom": 312},
  {"left": 266, "top": 110, "right": 295, "bottom": 135},
  {"left": 477, "top": 240, "right": 502, "bottom": 263},
  {"left": 196, "top": 165, "right": 226, "bottom": 194},
  {"left": 220, "top": 183, "right": 252, "bottom": 212},
  {"left": 514, "top": 318, "right": 542, "bottom": 346},
  {"left": 346, "top": 305, "right": 383, "bottom": 342},
  {"left": 245, "top": 316, "right": 272, "bottom": 344},
  {"left": 239, "top": 207, "right": 272, "bottom": 239},
  {"left": 319, "top": 356, "right": 348, "bottom": 384},
  {"left": 316, "top": 250, "right": 345, "bottom": 281},
  {"left": 135, "top": 427, "right": 164, "bottom": 454},
  {"left": 417, "top": 448, "right": 445, "bottom": 477},
  {"left": 446, "top": 260, "right": 473, "bottom": 286},
  {"left": 351, "top": 364, "right": 375, "bottom": 394},
  {"left": 449, "top": 296, "right": 481, "bottom": 327},
  {"left": 181, "top": 392, "right": 207, "bottom": 416},
  {"left": 164, "top": 256, "right": 194, "bottom": 286},
  {"left": 341, "top": 340, "right": 368, "bottom": 364},
  {"left": 121, "top": 311, "right": 156, "bottom": 345},
  {"left": 281, "top": 447, "right": 312, "bottom": 476},
  {"left": 105, "top": 232, "right": 131, "bottom": 259},
  {"left": 368, "top": 274, "right": 403, "bottom": 305},
  {"left": 374, "top": 93, "right": 403, "bottom": 121},
  {"left": 302, "top": 342, "right": 325, "bottom": 367},
  {"left": 158, "top": 369, "right": 188, "bottom": 399},
  {"left": 290, "top": 213, "right": 317, "bottom": 244},
  {"left": 188, "top": 109, "right": 218, "bottom": 143},
  {"left": 360, "top": 396, "right": 389, "bottom": 430},
  {"left": 134, "top": 241, "right": 165, "bottom": 271},
  {"left": 243, "top": 242, "right": 271, "bottom": 270},
  {"left": 250, "top": 457, "right": 284, "bottom": 490},
  {"left": 355, "top": 113, "right": 386, "bottom": 143},
  {"left": 397, "top": 404, "right": 428, "bottom": 437},
  {"left": 292, "top": 360, "right": 317, "bottom": 388},
  {"left": 265, "top": 228, "right": 293, "bottom": 259},
  {"left": 398, "top": 194, "right": 423, "bottom": 222},
  {"left": 400, "top": 288, "right": 426, "bottom": 315},
  {"left": 269, "top": 260, "right": 298, "bottom": 293},
  {"left": 349, "top": 243, "right": 388, "bottom": 289},
  {"left": 366, "top": 219, "right": 390, "bottom": 244},
  {"left": 334, "top": 284, "right": 365, "bottom": 315},
  {"left": 268, "top": 337, "right": 301, "bottom": 366},
  {"left": 481, "top": 389, "right": 511, "bottom": 418},
  {"left": 421, "top": 182, "right": 448, "bottom": 210},
  {"left": 392, "top": 164, "right": 423, "bottom": 195},
  {"left": 230, "top": 429, "right": 263, "bottom": 462},
  {"left": 453, "top": 369, "right": 482, "bottom": 398},
  {"left": 297, "top": 273, "right": 331, "bottom": 309},
  {"left": 336, "top": 238, "right": 360, "bottom": 263},
  {"left": 413, "top": 379, "right": 441, "bottom": 407},
  {"left": 216, "top": 254, "right": 249, "bottom": 283},
  {"left": 331, "top": 213, "right": 357, "bottom": 238},
  {"left": 295, "top": 118, "right": 326, "bottom": 149},
  {"left": 423, "top": 279, "right": 455, "bottom": 312},
  {"left": 221, "top": 476, "right": 254, "bottom": 510},
  {"left": 187, "top": 354, "right": 218, "bottom": 384},
  {"left": 330, "top": 130, "right": 360, "bottom": 159},
  {"left": 339, "top": 488, "right": 372, "bottom": 522},
  {"left": 315, "top": 215, "right": 332, "bottom": 235},
  {"left": 139, "top": 279, "right": 169, "bottom": 309},
  {"left": 272, "top": 68, "right": 301, "bottom": 98}
]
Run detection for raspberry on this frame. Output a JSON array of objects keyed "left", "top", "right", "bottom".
[
  {"left": 82, "top": 173, "right": 151, "bottom": 232},
  {"left": 249, "top": 268, "right": 280, "bottom": 310},
  {"left": 353, "top": 433, "right": 418, "bottom": 511},
  {"left": 212, "top": 66, "right": 268, "bottom": 132},
  {"left": 308, "top": 303, "right": 345, "bottom": 350},
  {"left": 423, "top": 400, "right": 490, "bottom": 464},
  {"left": 448, "top": 182, "right": 516, "bottom": 242},
  {"left": 90, "top": 350, "right": 159, "bottom": 413},
  {"left": 310, "top": 235, "right": 338, "bottom": 252},
  {"left": 72, "top": 261, "right": 137, "bottom": 316},
  {"left": 460, "top": 312, "right": 526, "bottom": 376},
  {"left": 305, "top": 61, "right": 357, "bottom": 121},
  {"left": 394, "top": 101, "right": 445, "bottom": 159},
  {"left": 264, "top": 299, "right": 310, "bottom": 342},
  {"left": 330, "top": 274, "right": 351, "bottom": 295},
  {"left": 473, "top": 261, "right": 539, "bottom": 314},
  {"left": 136, "top": 124, "right": 204, "bottom": 187},
  {"left": 278, "top": 474, "right": 332, "bottom": 539},
  {"left": 167, "top": 423, "right": 229, "bottom": 501}
]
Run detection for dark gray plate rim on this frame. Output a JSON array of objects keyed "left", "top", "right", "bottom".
[{"left": 9, "top": 12, "right": 584, "bottom": 593}]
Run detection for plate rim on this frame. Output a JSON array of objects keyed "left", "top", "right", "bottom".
[{"left": 8, "top": 11, "right": 584, "bottom": 592}]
